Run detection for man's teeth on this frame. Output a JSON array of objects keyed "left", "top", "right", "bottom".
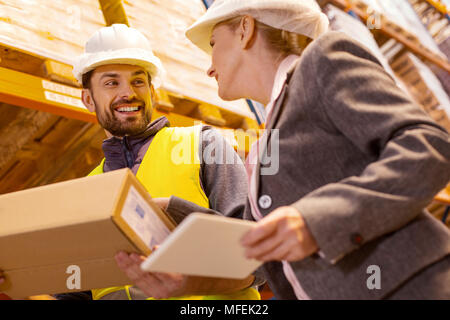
[{"left": 117, "top": 106, "right": 140, "bottom": 112}]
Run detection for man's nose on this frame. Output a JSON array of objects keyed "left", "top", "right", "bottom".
[{"left": 118, "top": 82, "right": 138, "bottom": 100}]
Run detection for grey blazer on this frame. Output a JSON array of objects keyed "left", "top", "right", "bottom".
[{"left": 250, "top": 31, "right": 450, "bottom": 299}]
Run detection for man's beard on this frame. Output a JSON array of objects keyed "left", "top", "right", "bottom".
[{"left": 94, "top": 97, "right": 151, "bottom": 137}]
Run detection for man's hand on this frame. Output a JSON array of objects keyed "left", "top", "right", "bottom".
[
  {"left": 151, "top": 197, "right": 171, "bottom": 211},
  {"left": 114, "top": 251, "right": 188, "bottom": 299},
  {"left": 241, "top": 206, "right": 319, "bottom": 262}
]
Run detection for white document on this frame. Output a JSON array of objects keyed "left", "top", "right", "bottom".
[
  {"left": 121, "top": 186, "right": 171, "bottom": 249},
  {"left": 140, "top": 213, "right": 262, "bottom": 279}
]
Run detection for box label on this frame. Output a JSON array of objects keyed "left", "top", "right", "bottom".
[{"left": 121, "top": 186, "right": 171, "bottom": 249}]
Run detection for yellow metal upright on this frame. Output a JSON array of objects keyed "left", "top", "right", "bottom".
[{"left": 98, "top": 0, "right": 130, "bottom": 26}]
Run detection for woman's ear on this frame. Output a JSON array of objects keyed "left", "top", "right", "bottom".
[
  {"left": 239, "top": 15, "right": 256, "bottom": 49},
  {"left": 81, "top": 89, "right": 96, "bottom": 113}
]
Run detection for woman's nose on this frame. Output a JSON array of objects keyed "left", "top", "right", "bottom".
[{"left": 207, "top": 65, "right": 216, "bottom": 78}]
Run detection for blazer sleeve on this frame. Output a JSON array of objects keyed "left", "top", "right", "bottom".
[{"left": 291, "top": 33, "right": 450, "bottom": 264}]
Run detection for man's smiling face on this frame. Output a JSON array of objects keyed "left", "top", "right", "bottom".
[{"left": 83, "top": 64, "right": 154, "bottom": 137}]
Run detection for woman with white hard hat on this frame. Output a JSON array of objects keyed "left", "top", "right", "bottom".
[{"left": 186, "top": 0, "right": 450, "bottom": 299}]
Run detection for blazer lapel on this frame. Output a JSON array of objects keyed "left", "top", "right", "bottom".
[
  {"left": 265, "top": 60, "right": 298, "bottom": 131},
  {"left": 251, "top": 61, "right": 298, "bottom": 202},
  {"left": 253, "top": 82, "right": 290, "bottom": 197}
]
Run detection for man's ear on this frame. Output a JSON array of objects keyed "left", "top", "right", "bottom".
[
  {"left": 81, "top": 89, "right": 96, "bottom": 113},
  {"left": 238, "top": 15, "right": 256, "bottom": 50}
]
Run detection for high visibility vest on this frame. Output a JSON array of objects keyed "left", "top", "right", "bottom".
[{"left": 89, "top": 125, "right": 260, "bottom": 300}]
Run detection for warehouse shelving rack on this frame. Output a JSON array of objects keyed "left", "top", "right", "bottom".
[
  {"left": 318, "top": 0, "right": 450, "bottom": 72},
  {"left": 422, "top": 0, "right": 450, "bottom": 19}
]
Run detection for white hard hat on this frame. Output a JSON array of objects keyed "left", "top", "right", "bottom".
[
  {"left": 186, "top": 0, "right": 329, "bottom": 54},
  {"left": 72, "top": 24, "right": 165, "bottom": 88}
]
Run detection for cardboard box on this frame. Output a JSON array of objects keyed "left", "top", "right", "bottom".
[{"left": 0, "top": 168, "right": 175, "bottom": 299}]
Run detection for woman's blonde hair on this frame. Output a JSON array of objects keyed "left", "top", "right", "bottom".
[{"left": 222, "top": 16, "right": 312, "bottom": 56}]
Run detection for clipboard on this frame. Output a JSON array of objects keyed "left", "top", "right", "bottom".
[{"left": 140, "top": 212, "right": 262, "bottom": 279}]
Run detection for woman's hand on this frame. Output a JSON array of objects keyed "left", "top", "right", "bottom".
[
  {"left": 241, "top": 206, "right": 319, "bottom": 262},
  {"left": 115, "top": 251, "right": 188, "bottom": 299}
]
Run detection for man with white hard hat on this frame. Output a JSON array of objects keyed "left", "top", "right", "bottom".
[{"left": 53, "top": 24, "right": 262, "bottom": 300}]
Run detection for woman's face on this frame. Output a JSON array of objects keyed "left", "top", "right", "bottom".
[{"left": 207, "top": 22, "right": 245, "bottom": 101}]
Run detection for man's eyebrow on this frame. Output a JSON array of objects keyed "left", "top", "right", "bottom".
[
  {"left": 98, "top": 70, "right": 147, "bottom": 81},
  {"left": 99, "top": 73, "right": 119, "bottom": 80},
  {"left": 132, "top": 70, "right": 147, "bottom": 76}
]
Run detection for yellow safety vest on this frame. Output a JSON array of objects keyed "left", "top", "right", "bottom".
[{"left": 89, "top": 125, "right": 260, "bottom": 300}]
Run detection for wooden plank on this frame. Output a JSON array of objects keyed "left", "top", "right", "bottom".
[
  {"left": 0, "top": 122, "right": 105, "bottom": 195},
  {"left": 0, "top": 105, "right": 54, "bottom": 172},
  {"left": 0, "top": 44, "right": 45, "bottom": 77},
  {"left": 154, "top": 89, "right": 175, "bottom": 112},
  {"left": 167, "top": 94, "right": 199, "bottom": 116},
  {"left": 22, "top": 122, "right": 104, "bottom": 188},
  {"left": 0, "top": 160, "right": 39, "bottom": 195},
  {"left": 55, "top": 146, "right": 105, "bottom": 181},
  {"left": 0, "top": 103, "right": 23, "bottom": 129},
  {"left": 42, "top": 60, "right": 79, "bottom": 87},
  {"left": 192, "top": 103, "right": 227, "bottom": 127},
  {"left": 219, "top": 109, "right": 245, "bottom": 129}
]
